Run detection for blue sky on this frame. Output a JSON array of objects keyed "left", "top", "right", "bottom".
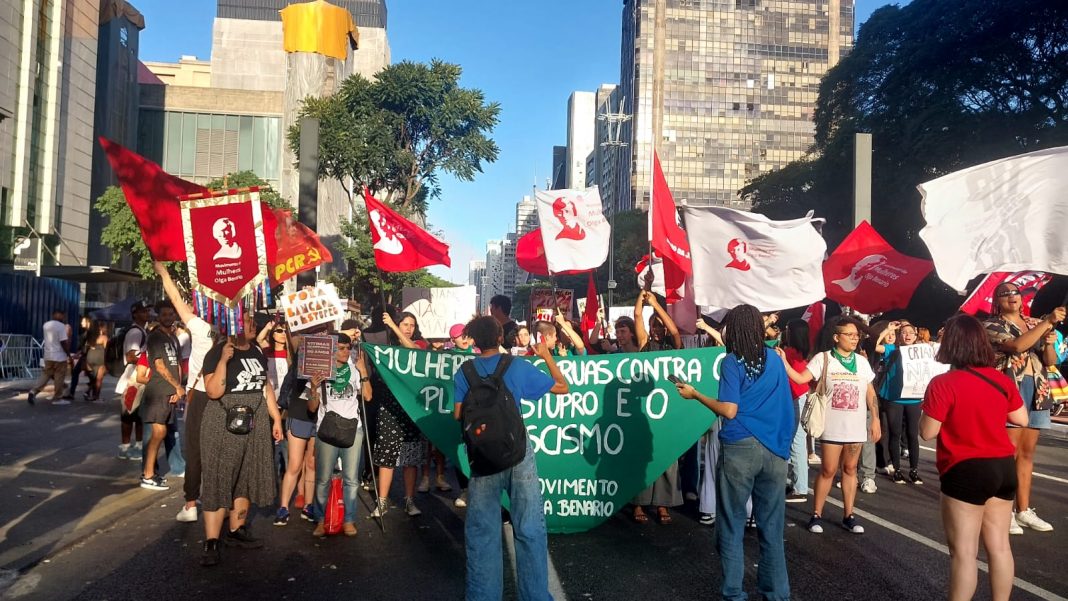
[{"left": 137, "top": 0, "right": 901, "bottom": 283}]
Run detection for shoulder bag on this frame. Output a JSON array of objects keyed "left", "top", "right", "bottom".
[
  {"left": 317, "top": 382, "right": 359, "bottom": 448},
  {"left": 801, "top": 351, "right": 832, "bottom": 438}
]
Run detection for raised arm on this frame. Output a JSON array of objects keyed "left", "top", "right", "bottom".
[
  {"left": 535, "top": 343, "right": 569, "bottom": 394},
  {"left": 774, "top": 347, "right": 815, "bottom": 385},
  {"left": 382, "top": 313, "right": 417, "bottom": 349},
  {"left": 153, "top": 261, "right": 196, "bottom": 325},
  {"left": 875, "top": 323, "right": 898, "bottom": 354},
  {"left": 997, "top": 308, "right": 1064, "bottom": 355},
  {"left": 556, "top": 313, "right": 585, "bottom": 354},
  {"left": 634, "top": 291, "right": 650, "bottom": 349},
  {"left": 646, "top": 292, "right": 682, "bottom": 349},
  {"left": 255, "top": 320, "right": 275, "bottom": 350}
]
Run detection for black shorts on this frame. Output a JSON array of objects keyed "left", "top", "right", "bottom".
[
  {"left": 940, "top": 457, "right": 1017, "bottom": 506},
  {"left": 140, "top": 394, "right": 175, "bottom": 425}
]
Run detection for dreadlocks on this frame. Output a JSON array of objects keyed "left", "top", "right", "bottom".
[{"left": 723, "top": 304, "right": 766, "bottom": 380}]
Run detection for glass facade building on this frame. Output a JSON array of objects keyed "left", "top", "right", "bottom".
[{"left": 619, "top": 0, "right": 854, "bottom": 211}]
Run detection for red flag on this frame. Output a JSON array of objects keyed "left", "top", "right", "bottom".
[
  {"left": 271, "top": 208, "right": 334, "bottom": 285},
  {"left": 960, "top": 271, "right": 1051, "bottom": 317},
  {"left": 363, "top": 188, "right": 450, "bottom": 272},
  {"left": 99, "top": 137, "right": 208, "bottom": 260},
  {"left": 801, "top": 301, "right": 825, "bottom": 349},
  {"left": 581, "top": 273, "right": 599, "bottom": 341},
  {"left": 516, "top": 228, "right": 586, "bottom": 277},
  {"left": 650, "top": 152, "right": 691, "bottom": 303},
  {"left": 822, "top": 221, "right": 933, "bottom": 314}
]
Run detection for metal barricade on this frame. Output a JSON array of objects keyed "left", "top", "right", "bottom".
[{"left": 0, "top": 334, "right": 43, "bottom": 380}]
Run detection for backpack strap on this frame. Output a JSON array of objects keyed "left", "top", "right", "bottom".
[
  {"left": 491, "top": 354, "right": 513, "bottom": 381},
  {"left": 962, "top": 367, "right": 1009, "bottom": 399},
  {"left": 460, "top": 354, "right": 513, "bottom": 401}
]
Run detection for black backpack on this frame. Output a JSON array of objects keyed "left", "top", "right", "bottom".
[
  {"left": 105, "top": 325, "right": 145, "bottom": 377},
  {"left": 460, "top": 355, "right": 527, "bottom": 477}
]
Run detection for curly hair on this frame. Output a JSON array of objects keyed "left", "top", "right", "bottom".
[{"left": 723, "top": 305, "right": 766, "bottom": 379}]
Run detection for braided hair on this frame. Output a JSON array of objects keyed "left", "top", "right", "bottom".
[{"left": 723, "top": 304, "right": 766, "bottom": 380}]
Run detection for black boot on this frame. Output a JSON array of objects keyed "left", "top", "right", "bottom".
[{"left": 201, "top": 538, "right": 221, "bottom": 567}]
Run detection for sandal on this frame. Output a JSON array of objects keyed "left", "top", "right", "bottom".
[
  {"left": 632, "top": 507, "right": 649, "bottom": 524},
  {"left": 656, "top": 507, "right": 672, "bottom": 525}
]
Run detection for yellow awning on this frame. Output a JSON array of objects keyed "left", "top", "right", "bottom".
[{"left": 280, "top": 0, "right": 358, "bottom": 61}]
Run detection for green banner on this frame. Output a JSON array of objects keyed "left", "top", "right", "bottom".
[{"left": 365, "top": 345, "right": 723, "bottom": 533}]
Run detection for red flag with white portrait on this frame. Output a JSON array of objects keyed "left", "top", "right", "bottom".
[
  {"left": 822, "top": 221, "right": 933, "bottom": 314},
  {"left": 181, "top": 189, "right": 269, "bottom": 305}
]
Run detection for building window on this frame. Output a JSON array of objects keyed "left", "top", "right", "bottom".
[{"left": 119, "top": 26, "right": 128, "bottom": 48}]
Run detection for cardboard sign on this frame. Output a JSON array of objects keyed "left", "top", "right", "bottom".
[
  {"left": 281, "top": 283, "right": 345, "bottom": 332},
  {"left": 297, "top": 335, "right": 338, "bottom": 381},
  {"left": 401, "top": 286, "right": 478, "bottom": 339},
  {"left": 530, "top": 288, "right": 574, "bottom": 320},
  {"left": 365, "top": 345, "right": 720, "bottom": 534},
  {"left": 899, "top": 343, "right": 950, "bottom": 398}
]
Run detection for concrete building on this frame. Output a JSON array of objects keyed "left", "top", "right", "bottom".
[
  {"left": 591, "top": 83, "right": 625, "bottom": 215},
  {"left": 619, "top": 0, "right": 854, "bottom": 211},
  {"left": 565, "top": 91, "right": 596, "bottom": 190},
  {"left": 515, "top": 195, "right": 538, "bottom": 238},
  {"left": 0, "top": 0, "right": 103, "bottom": 267},
  {"left": 551, "top": 145, "right": 567, "bottom": 190},
  {"left": 468, "top": 259, "right": 485, "bottom": 312}
]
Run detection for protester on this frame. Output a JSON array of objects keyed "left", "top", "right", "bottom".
[
  {"left": 155, "top": 261, "right": 216, "bottom": 523},
  {"left": 878, "top": 322, "right": 925, "bottom": 484},
  {"left": 138, "top": 301, "right": 184, "bottom": 491},
  {"left": 83, "top": 322, "right": 110, "bottom": 402},
  {"left": 369, "top": 310, "right": 428, "bottom": 518},
  {"left": 921, "top": 315, "right": 1028, "bottom": 601},
  {"left": 64, "top": 314, "right": 93, "bottom": 401},
  {"left": 257, "top": 318, "right": 291, "bottom": 398},
  {"left": 782, "top": 319, "right": 812, "bottom": 502},
  {"left": 116, "top": 302, "right": 150, "bottom": 461},
  {"left": 782, "top": 316, "right": 882, "bottom": 534},
  {"left": 983, "top": 282, "right": 1065, "bottom": 534},
  {"left": 450, "top": 323, "right": 475, "bottom": 354},
  {"left": 453, "top": 315, "right": 568, "bottom": 601},
  {"left": 27, "top": 310, "right": 70, "bottom": 406},
  {"left": 917, "top": 327, "right": 932, "bottom": 343},
  {"left": 308, "top": 333, "right": 372, "bottom": 537},
  {"left": 680, "top": 304, "right": 794, "bottom": 601},
  {"left": 631, "top": 287, "right": 683, "bottom": 524},
  {"left": 510, "top": 325, "right": 534, "bottom": 356},
  {"left": 489, "top": 295, "right": 518, "bottom": 346},
  {"left": 199, "top": 311, "right": 284, "bottom": 567},
  {"left": 554, "top": 314, "right": 587, "bottom": 356}
]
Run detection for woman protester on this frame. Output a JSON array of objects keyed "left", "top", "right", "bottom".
[
  {"left": 878, "top": 322, "right": 925, "bottom": 484},
  {"left": 781, "top": 319, "right": 812, "bottom": 502},
  {"left": 199, "top": 311, "right": 284, "bottom": 567},
  {"left": 83, "top": 322, "right": 110, "bottom": 402},
  {"left": 921, "top": 315, "right": 1028, "bottom": 601},
  {"left": 631, "top": 286, "right": 683, "bottom": 524},
  {"left": 678, "top": 305, "right": 794, "bottom": 600},
  {"left": 370, "top": 310, "right": 429, "bottom": 518},
  {"left": 272, "top": 322, "right": 318, "bottom": 526},
  {"left": 781, "top": 316, "right": 881, "bottom": 535},
  {"left": 983, "top": 282, "right": 1065, "bottom": 534},
  {"left": 308, "top": 333, "right": 372, "bottom": 537},
  {"left": 509, "top": 325, "right": 534, "bottom": 356}
]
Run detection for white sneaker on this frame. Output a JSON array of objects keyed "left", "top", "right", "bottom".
[
  {"left": 876, "top": 466, "right": 895, "bottom": 476},
  {"left": 1009, "top": 513, "right": 1024, "bottom": 535},
  {"left": 454, "top": 491, "right": 468, "bottom": 508},
  {"left": 127, "top": 445, "right": 143, "bottom": 461},
  {"left": 176, "top": 505, "right": 198, "bottom": 522},
  {"left": 861, "top": 478, "right": 878, "bottom": 494},
  {"left": 1015, "top": 508, "right": 1053, "bottom": 532},
  {"left": 417, "top": 475, "right": 430, "bottom": 493},
  {"left": 53, "top": 399, "right": 71, "bottom": 406},
  {"left": 370, "top": 497, "right": 388, "bottom": 518},
  {"left": 405, "top": 496, "right": 422, "bottom": 517},
  {"left": 808, "top": 453, "right": 821, "bottom": 465}
]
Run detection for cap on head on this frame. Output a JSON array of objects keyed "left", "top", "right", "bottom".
[{"left": 449, "top": 323, "right": 465, "bottom": 339}]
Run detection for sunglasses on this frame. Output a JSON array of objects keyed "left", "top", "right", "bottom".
[
  {"left": 272, "top": 328, "right": 286, "bottom": 334},
  {"left": 996, "top": 290, "right": 1022, "bottom": 298}
]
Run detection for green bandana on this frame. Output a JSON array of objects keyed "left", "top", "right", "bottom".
[
  {"left": 831, "top": 348, "right": 858, "bottom": 374},
  {"left": 331, "top": 362, "right": 351, "bottom": 395}
]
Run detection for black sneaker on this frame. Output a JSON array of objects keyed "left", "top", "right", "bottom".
[
  {"left": 893, "top": 470, "right": 907, "bottom": 485},
  {"left": 842, "top": 514, "right": 865, "bottom": 534},
  {"left": 201, "top": 539, "right": 221, "bottom": 567},
  {"left": 909, "top": 470, "right": 924, "bottom": 485},
  {"left": 140, "top": 475, "right": 169, "bottom": 491},
  {"left": 807, "top": 514, "right": 824, "bottom": 534},
  {"left": 224, "top": 526, "right": 264, "bottom": 549},
  {"left": 273, "top": 507, "right": 290, "bottom": 526},
  {"left": 26, "top": 390, "right": 36, "bottom": 406}
]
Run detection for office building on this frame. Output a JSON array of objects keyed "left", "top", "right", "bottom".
[
  {"left": 565, "top": 91, "right": 596, "bottom": 190},
  {"left": 619, "top": 0, "right": 854, "bottom": 211},
  {"left": 515, "top": 195, "right": 538, "bottom": 238},
  {"left": 590, "top": 83, "right": 624, "bottom": 214},
  {"left": 551, "top": 145, "right": 567, "bottom": 190},
  {"left": 468, "top": 259, "right": 485, "bottom": 311}
]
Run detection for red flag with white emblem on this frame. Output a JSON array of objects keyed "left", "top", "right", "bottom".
[{"left": 363, "top": 188, "right": 451, "bottom": 272}]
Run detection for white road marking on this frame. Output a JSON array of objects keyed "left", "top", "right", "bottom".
[
  {"left": 824, "top": 497, "right": 1067, "bottom": 601},
  {"left": 918, "top": 445, "right": 1068, "bottom": 484},
  {"left": 0, "top": 465, "right": 133, "bottom": 483},
  {"left": 504, "top": 524, "right": 567, "bottom": 601}
]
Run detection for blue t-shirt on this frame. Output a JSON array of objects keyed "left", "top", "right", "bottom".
[
  {"left": 453, "top": 354, "right": 555, "bottom": 408},
  {"left": 717, "top": 347, "right": 796, "bottom": 460},
  {"left": 878, "top": 344, "right": 920, "bottom": 404}
]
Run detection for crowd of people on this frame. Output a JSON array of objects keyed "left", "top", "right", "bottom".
[{"left": 22, "top": 274, "right": 1062, "bottom": 600}]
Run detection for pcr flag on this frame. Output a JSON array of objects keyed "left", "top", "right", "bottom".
[
  {"left": 822, "top": 221, "right": 933, "bottom": 314},
  {"left": 271, "top": 208, "right": 333, "bottom": 285},
  {"left": 363, "top": 188, "right": 451, "bottom": 272},
  {"left": 534, "top": 187, "right": 611, "bottom": 274},
  {"left": 919, "top": 145, "right": 1068, "bottom": 291},
  {"left": 959, "top": 271, "right": 1051, "bottom": 317},
  {"left": 685, "top": 206, "right": 826, "bottom": 312}
]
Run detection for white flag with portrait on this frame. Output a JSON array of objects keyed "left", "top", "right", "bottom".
[
  {"left": 684, "top": 206, "right": 827, "bottom": 312},
  {"left": 919, "top": 145, "right": 1068, "bottom": 291},
  {"left": 535, "top": 187, "right": 611, "bottom": 274}
]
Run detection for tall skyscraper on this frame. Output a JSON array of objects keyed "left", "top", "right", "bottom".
[
  {"left": 551, "top": 145, "right": 567, "bottom": 190},
  {"left": 515, "top": 195, "right": 538, "bottom": 238},
  {"left": 619, "top": 0, "right": 854, "bottom": 211},
  {"left": 468, "top": 259, "right": 486, "bottom": 311},
  {"left": 591, "top": 83, "right": 624, "bottom": 214},
  {"left": 565, "top": 91, "right": 596, "bottom": 190}
]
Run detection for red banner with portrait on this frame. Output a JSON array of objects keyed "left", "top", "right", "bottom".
[{"left": 181, "top": 189, "right": 269, "bottom": 306}]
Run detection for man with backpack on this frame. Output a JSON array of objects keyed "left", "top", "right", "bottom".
[
  {"left": 452, "top": 316, "right": 568, "bottom": 601},
  {"left": 113, "top": 301, "right": 150, "bottom": 461}
]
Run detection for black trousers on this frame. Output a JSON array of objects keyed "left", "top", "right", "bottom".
[
  {"left": 183, "top": 389, "right": 209, "bottom": 503},
  {"left": 885, "top": 402, "right": 921, "bottom": 471}
]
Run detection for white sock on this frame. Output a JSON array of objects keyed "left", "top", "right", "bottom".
[
  {"left": 119, "top": 443, "right": 130, "bottom": 451},
  {"left": 133, "top": 441, "right": 143, "bottom": 450}
]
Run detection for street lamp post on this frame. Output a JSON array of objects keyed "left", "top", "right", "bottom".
[{"left": 598, "top": 95, "right": 631, "bottom": 310}]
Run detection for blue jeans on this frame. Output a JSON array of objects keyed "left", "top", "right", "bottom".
[
  {"left": 314, "top": 431, "right": 364, "bottom": 524},
  {"left": 788, "top": 395, "right": 810, "bottom": 495},
  {"left": 465, "top": 445, "right": 551, "bottom": 601},
  {"left": 716, "top": 437, "right": 790, "bottom": 601}
]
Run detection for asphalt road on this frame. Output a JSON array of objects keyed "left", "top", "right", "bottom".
[{"left": 1, "top": 382, "right": 1066, "bottom": 601}]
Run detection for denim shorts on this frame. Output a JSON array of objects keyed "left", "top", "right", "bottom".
[
  {"left": 287, "top": 417, "right": 316, "bottom": 440},
  {"left": 1007, "top": 376, "right": 1051, "bottom": 430}
]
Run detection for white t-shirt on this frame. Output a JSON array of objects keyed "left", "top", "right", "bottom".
[
  {"left": 41, "top": 320, "right": 69, "bottom": 362},
  {"left": 316, "top": 360, "right": 361, "bottom": 430},
  {"left": 807, "top": 351, "right": 875, "bottom": 443},
  {"left": 186, "top": 317, "right": 215, "bottom": 392},
  {"left": 115, "top": 324, "right": 147, "bottom": 393},
  {"left": 266, "top": 350, "right": 289, "bottom": 398}
]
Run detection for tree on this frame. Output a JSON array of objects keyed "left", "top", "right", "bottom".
[{"left": 95, "top": 171, "right": 288, "bottom": 280}]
